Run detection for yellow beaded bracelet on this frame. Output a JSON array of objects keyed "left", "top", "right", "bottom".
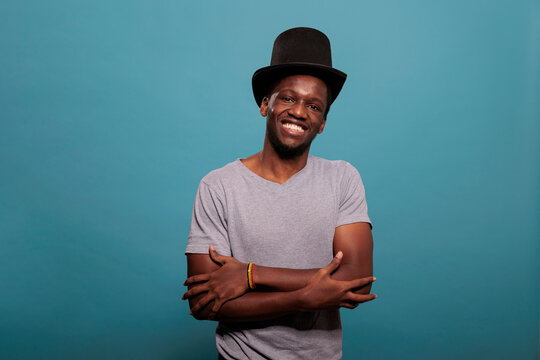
[{"left": 247, "top": 263, "right": 256, "bottom": 290}]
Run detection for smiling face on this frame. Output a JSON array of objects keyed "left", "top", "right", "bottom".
[{"left": 260, "top": 74, "right": 329, "bottom": 159}]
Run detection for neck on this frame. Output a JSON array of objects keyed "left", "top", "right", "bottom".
[{"left": 242, "top": 137, "right": 311, "bottom": 184}]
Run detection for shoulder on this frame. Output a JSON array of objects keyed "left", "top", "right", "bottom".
[
  {"left": 309, "top": 155, "right": 361, "bottom": 180},
  {"left": 198, "top": 159, "right": 243, "bottom": 193}
]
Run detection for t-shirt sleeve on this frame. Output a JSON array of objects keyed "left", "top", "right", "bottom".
[
  {"left": 336, "top": 162, "right": 372, "bottom": 229},
  {"left": 185, "top": 180, "right": 231, "bottom": 256}
]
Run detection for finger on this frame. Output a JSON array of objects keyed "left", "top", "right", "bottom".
[
  {"left": 347, "top": 293, "right": 378, "bottom": 304},
  {"left": 184, "top": 273, "right": 210, "bottom": 286},
  {"left": 209, "top": 245, "right": 226, "bottom": 265},
  {"left": 341, "top": 302, "right": 359, "bottom": 309},
  {"left": 321, "top": 251, "right": 343, "bottom": 275},
  {"left": 347, "top": 276, "right": 376, "bottom": 290},
  {"left": 210, "top": 299, "right": 224, "bottom": 317},
  {"left": 182, "top": 284, "right": 209, "bottom": 300},
  {"left": 189, "top": 294, "right": 214, "bottom": 315}
]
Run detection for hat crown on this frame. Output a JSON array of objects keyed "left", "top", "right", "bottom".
[
  {"left": 270, "top": 27, "right": 333, "bottom": 67},
  {"left": 252, "top": 27, "right": 346, "bottom": 107}
]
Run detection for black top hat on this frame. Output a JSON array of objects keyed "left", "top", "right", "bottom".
[{"left": 252, "top": 27, "right": 347, "bottom": 107}]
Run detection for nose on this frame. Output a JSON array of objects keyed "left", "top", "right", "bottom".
[{"left": 288, "top": 101, "right": 307, "bottom": 120}]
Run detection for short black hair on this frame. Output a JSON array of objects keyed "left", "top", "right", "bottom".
[{"left": 264, "top": 76, "right": 332, "bottom": 117}]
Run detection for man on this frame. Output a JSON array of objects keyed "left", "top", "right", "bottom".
[{"left": 183, "top": 27, "right": 376, "bottom": 359}]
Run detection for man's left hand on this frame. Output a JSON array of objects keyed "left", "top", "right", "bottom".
[{"left": 182, "top": 245, "right": 249, "bottom": 318}]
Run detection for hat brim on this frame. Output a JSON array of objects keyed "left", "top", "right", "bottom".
[{"left": 252, "top": 63, "right": 347, "bottom": 107}]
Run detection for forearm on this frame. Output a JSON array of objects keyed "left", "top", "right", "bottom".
[
  {"left": 251, "top": 263, "right": 371, "bottom": 293},
  {"left": 252, "top": 266, "right": 318, "bottom": 291},
  {"left": 189, "top": 289, "right": 306, "bottom": 322}
]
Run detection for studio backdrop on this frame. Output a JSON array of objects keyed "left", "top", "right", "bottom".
[{"left": 1, "top": 1, "right": 538, "bottom": 359}]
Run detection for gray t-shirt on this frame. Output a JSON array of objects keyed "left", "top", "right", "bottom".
[{"left": 186, "top": 155, "right": 371, "bottom": 360}]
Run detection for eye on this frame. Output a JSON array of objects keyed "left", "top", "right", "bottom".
[
  {"left": 281, "top": 96, "right": 294, "bottom": 103},
  {"left": 308, "top": 104, "right": 321, "bottom": 112}
]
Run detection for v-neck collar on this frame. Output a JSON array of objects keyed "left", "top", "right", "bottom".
[{"left": 235, "top": 155, "right": 313, "bottom": 190}]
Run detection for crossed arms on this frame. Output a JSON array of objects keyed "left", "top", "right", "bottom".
[{"left": 182, "top": 222, "right": 377, "bottom": 322}]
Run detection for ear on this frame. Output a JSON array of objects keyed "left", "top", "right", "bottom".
[
  {"left": 318, "top": 117, "right": 327, "bottom": 134},
  {"left": 260, "top": 97, "right": 269, "bottom": 117}
]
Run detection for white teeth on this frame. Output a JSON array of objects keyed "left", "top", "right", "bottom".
[{"left": 283, "top": 123, "right": 304, "bottom": 132}]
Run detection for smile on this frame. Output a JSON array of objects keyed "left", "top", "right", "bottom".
[{"left": 280, "top": 121, "right": 307, "bottom": 136}]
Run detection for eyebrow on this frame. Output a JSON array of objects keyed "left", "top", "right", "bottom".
[{"left": 278, "top": 89, "right": 324, "bottom": 103}]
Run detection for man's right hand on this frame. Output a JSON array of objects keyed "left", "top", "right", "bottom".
[{"left": 298, "top": 251, "right": 377, "bottom": 311}]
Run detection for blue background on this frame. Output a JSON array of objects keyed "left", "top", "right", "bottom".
[{"left": 1, "top": 1, "right": 538, "bottom": 359}]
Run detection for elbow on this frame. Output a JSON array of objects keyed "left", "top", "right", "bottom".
[
  {"left": 355, "top": 282, "right": 373, "bottom": 295},
  {"left": 191, "top": 308, "right": 229, "bottom": 322},
  {"left": 187, "top": 299, "right": 219, "bottom": 322},
  {"left": 188, "top": 301, "right": 241, "bottom": 323},
  {"left": 333, "top": 264, "right": 374, "bottom": 294},
  {"left": 192, "top": 312, "right": 212, "bottom": 321},
  {"left": 189, "top": 307, "right": 208, "bottom": 321},
  {"left": 190, "top": 308, "right": 221, "bottom": 322},
  {"left": 352, "top": 270, "right": 374, "bottom": 295}
]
